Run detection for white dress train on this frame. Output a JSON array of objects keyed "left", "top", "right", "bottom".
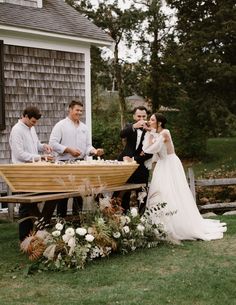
[{"left": 143, "top": 129, "right": 227, "bottom": 241}]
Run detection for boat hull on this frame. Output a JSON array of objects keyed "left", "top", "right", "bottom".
[{"left": 0, "top": 162, "right": 139, "bottom": 193}]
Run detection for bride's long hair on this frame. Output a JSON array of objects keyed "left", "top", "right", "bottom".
[{"left": 153, "top": 113, "right": 167, "bottom": 128}]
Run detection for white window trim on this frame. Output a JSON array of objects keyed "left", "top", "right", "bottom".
[
  {"left": 37, "top": 0, "right": 42, "bottom": 8},
  {"left": 0, "top": 0, "right": 42, "bottom": 7}
]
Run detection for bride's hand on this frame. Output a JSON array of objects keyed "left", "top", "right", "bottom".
[
  {"left": 143, "top": 125, "right": 152, "bottom": 131},
  {"left": 140, "top": 151, "right": 145, "bottom": 156}
]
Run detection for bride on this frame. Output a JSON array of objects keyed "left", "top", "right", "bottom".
[{"left": 142, "top": 113, "right": 227, "bottom": 241}]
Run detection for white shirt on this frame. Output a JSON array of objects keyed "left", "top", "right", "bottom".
[
  {"left": 49, "top": 117, "right": 94, "bottom": 161},
  {"left": 9, "top": 120, "right": 43, "bottom": 163},
  {"left": 135, "top": 129, "right": 143, "bottom": 150}
]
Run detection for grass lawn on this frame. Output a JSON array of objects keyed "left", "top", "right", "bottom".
[
  {"left": 190, "top": 137, "right": 236, "bottom": 177},
  {"left": 0, "top": 216, "right": 236, "bottom": 305}
]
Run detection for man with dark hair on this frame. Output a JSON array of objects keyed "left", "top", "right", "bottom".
[
  {"left": 49, "top": 100, "right": 104, "bottom": 216},
  {"left": 9, "top": 106, "right": 54, "bottom": 241},
  {"left": 118, "top": 106, "right": 152, "bottom": 213},
  {"left": 50, "top": 100, "right": 103, "bottom": 162},
  {"left": 9, "top": 106, "right": 52, "bottom": 163},
  {"left": 22, "top": 106, "right": 41, "bottom": 120}
]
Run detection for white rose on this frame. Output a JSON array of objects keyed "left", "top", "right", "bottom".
[
  {"left": 113, "top": 232, "right": 121, "bottom": 239},
  {"left": 87, "top": 227, "right": 93, "bottom": 234},
  {"left": 68, "top": 237, "right": 76, "bottom": 248},
  {"left": 76, "top": 227, "right": 87, "bottom": 236},
  {"left": 120, "top": 216, "right": 127, "bottom": 226},
  {"left": 62, "top": 234, "right": 71, "bottom": 243},
  {"left": 125, "top": 216, "right": 131, "bottom": 224},
  {"left": 137, "top": 224, "right": 145, "bottom": 232},
  {"left": 130, "top": 207, "right": 138, "bottom": 218},
  {"left": 123, "top": 225, "right": 130, "bottom": 234},
  {"left": 55, "top": 223, "right": 64, "bottom": 231},
  {"left": 140, "top": 216, "right": 147, "bottom": 224},
  {"left": 65, "top": 227, "right": 75, "bottom": 237},
  {"left": 85, "top": 234, "right": 95, "bottom": 242},
  {"left": 52, "top": 230, "right": 61, "bottom": 237}
]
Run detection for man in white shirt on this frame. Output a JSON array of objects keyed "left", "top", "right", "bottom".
[
  {"left": 50, "top": 100, "right": 103, "bottom": 161},
  {"left": 9, "top": 106, "right": 54, "bottom": 241},
  {"left": 49, "top": 100, "right": 104, "bottom": 216},
  {"left": 9, "top": 107, "right": 52, "bottom": 163}
]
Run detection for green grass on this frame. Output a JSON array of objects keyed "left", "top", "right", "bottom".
[
  {"left": 188, "top": 137, "right": 236, "bottom": 177},
  {"left": 0, "top": 216, "right": 236, "bottom": 305}
]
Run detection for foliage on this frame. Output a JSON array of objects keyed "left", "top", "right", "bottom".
[
  {"left": 68, "top": 0, "right": 143, "bottom": 127},
  {"left": 92, "top": 95, "right": 123, "bottom": 159},
  {"left": 129, "top": 0, "right": 176, "bottom": 112},
  {"left": 165, "top": 102, "right": 208, "bottom": 158},
  {"left": 92, "top": 117, "right": 122, "bottom": 160},
  {"left": 166, "top": 0, "right": 236, "bottom": 137},
  {"left": 20, "top": 197, "right": 166, "bottom": 271},
  {"left": 90, "top": 46, "right": 113, "bottom": 102}
]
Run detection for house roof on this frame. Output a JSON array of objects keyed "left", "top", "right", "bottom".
[
  {"left": 0, "top": 0, "right": 113, "bottom": 44},
  {"left": 126, "top": 94, "right": 145, "bottom": 102}
]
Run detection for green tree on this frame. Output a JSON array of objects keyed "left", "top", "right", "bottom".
[
  {"left": 68, "top": 0, "right": 142, "bottom": 127},
  {"left": 90, "top": 46, "right": 113, "bottom": 113},
  {"left": 167, "top": 0, "right": 236, "bottom": 137},
  {"left": 127, "top": 0, "right": 174, "bottom": 112}
]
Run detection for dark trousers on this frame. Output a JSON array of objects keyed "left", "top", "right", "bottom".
[
  {"left": 56, "top": 196, "right": 83, "bottom": 218},
  {"left": 117, "top": 164, "right": 149, "bottom": 214},
  {"left": 19, "top": 200, "right": 57, "bottom": 241},
  {"left": 119, "top": 188, "right": 147, "bottom": 215},
  {"left": 19, "top": 203, "right": 39, "bottom": 242}
]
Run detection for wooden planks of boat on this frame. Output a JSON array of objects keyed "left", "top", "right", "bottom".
[{"left": 0, "top": 161, "right": 139, "bottom": 193}]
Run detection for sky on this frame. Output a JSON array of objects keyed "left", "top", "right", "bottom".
[{"left": 89, "top": 0, "right": 176, "bottom": 62}]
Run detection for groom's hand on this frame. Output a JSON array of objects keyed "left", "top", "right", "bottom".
[{"left": 133, "top": 120, "right": 148, "bottom": 129}]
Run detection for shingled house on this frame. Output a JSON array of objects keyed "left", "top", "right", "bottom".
[{"left": 0, "top": 0, "right": 113, "bottom": 191}]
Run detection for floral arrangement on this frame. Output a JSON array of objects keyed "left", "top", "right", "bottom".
[{"left": 20, "top": 194, "right": 167, "bottom": 271}]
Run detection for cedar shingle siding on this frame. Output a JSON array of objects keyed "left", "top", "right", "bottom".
[
  {"left": 0, "top": 41, "right": 5, "bottom": 131},
  {"left": 0, "top": 44, "right": 86, "bottom": 190}
]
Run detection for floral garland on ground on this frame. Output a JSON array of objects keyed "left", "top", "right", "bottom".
[{"left": 20, "top": 195, "right": 167, "bottom": 271}]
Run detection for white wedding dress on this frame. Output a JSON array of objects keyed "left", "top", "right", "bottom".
[{"left": 143, "top": 129, "right": 227, "bottom": 241}]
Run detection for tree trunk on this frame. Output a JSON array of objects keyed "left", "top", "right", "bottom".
[
  {"left": 150, "top": 27, "right": 160, "bottom": 112},
  {"left": 114, "top": 43, "right": 126, "bottom": 128}
]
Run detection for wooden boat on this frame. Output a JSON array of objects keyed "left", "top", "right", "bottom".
[{"left": 0, "top": 161, "right": 139, "bottom": 193}]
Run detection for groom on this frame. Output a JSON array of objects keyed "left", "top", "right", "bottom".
[{"left": 118, "top": 106, "right": 152, "bottom": 214}]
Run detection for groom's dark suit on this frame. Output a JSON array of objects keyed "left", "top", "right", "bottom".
[{"left": 118, "top": 123, "right": 152, "bottom": 212}]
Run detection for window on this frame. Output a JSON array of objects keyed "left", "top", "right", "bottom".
[{"left": 0, "top": 40, "right": 5, "bottom": 130}]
